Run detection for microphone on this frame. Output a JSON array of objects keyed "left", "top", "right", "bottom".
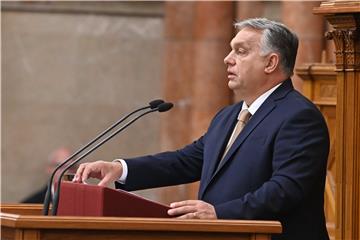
[
  {"left": 149, "top": 99, "right": 165, "bottom": 109},
  {"left": 158, "top": 102, "right": 173, "bottom": 112},
  {"left": 50, "top": 102, "right": 173, "bottom": 215},
  {"left": 42, "top": 99, "right": 164, "bottom": 215}
]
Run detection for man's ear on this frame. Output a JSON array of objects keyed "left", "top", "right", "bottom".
[{"left": 264, "top": 53, "right": 279, "bottom": 74}]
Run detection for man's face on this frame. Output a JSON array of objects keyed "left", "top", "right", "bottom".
[{"left": 224, "top": 28, "right": 269, "bottom": 104}]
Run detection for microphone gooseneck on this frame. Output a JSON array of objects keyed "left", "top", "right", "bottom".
[
  {"left": 50, "top": 101, "right": 173, "bottom": 215},
  {"left": 43, "top": 99, "right": 165, "bottom": 215}
]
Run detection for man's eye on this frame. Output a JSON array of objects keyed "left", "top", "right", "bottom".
[{"left": 235, "top": 49, "right": 246, "bottom": 55}]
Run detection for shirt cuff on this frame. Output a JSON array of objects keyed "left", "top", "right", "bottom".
[{"left": 112, "top": 159, "right": 128, "bottom": 184}]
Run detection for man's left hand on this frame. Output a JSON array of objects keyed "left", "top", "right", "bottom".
[{"left": 167, "top": 200, "right": 217, "bottom": 219}]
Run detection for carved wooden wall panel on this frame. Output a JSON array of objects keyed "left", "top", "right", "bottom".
[
  {"left": 314, "top": 2, "right": 360, "bottom": 239},
  {"left": 297, "top": 64, "right": 337, "bottom": 239}
]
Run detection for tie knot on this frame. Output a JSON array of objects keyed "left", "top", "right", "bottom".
[{"left": 238, "top": 109, "right": 251, "bottom": 123}]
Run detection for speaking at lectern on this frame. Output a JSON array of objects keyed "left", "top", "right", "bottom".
[{"left": 1, "top": 183, "right": 281, "bottom": 240}]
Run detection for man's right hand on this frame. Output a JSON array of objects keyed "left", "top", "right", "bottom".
[{"left": 73, "top": 160, "right": 123, "bottom": 187}]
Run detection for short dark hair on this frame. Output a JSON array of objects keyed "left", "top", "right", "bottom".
[{"left": 235, "top": 18, "right": 299, "bottom": 77}]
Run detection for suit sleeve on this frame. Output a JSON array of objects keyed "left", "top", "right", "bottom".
[
  {"left": 115, "top": 106, "right": 228, "bottom": 191},
  {"left": 115, "top": 135, "right": 205, "bottom": 191},
  {"left": 214, "top": 107, "right": 330, "bottom": 219}
]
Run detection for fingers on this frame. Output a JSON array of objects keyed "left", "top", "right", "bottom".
[
  {"left": 73, "top": 163, "right": 88, "bottom": 183},
  {"left": 177, "top": 212, "right": 199, "bottom": 219},
  {"left": 97, "top": 161, "right": 123, "bottom": 186},
  {"left": 168, "top": 200, "right": 198, "bottom": 217},
  {"left": 168, "top": 205, "right": 197, "bottom": 216},
  {"left": 170, "top": 200, "right": 198, "bottom": 208},
  {"left": 73, "top": 161, "right": 123, "bottom": 187},
  {"left": 81, "top": 162, "right": 96, "bottom": 183},
  {"left": 168, "top": 200, "right": 217, "bottom": 219},
  {"left": 72, "top": 161, "right": 103, "bottom": 183},
  {"left": 98, "top": 174, "right": 113, "bottom": 187}
]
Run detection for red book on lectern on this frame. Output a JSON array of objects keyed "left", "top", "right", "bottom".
[{"left": 57, "top": 181, "right": 171, "bottom": 218}]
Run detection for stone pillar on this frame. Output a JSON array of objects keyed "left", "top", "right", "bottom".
[
  {"left": 161, "top": 2, "right": 196, "bottom": 204},
  {"left": 162, "top": 2, "right": 194, "bottom": 150},
  {"left": 282, "top": 1, "right": 325, "bottom": 92},
  {"left": 314, "top": 2, "right": 360, "bottom": 239},
  {"left": 189, "top": 2, "right": 235, "bottom": 199},
  {"left": 191, "top": 2, "right": 234, "bottom": 139},
  {"left": 162, "top": 2, "right": 234, "bottom": 202}
]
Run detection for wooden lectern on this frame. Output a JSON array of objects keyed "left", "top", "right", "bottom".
[
  {"left": 1, "top": 203, "right": 282, "bottom": 240},
  {"left": 2, "top": 181, "right": 281, "bottom": 239}
]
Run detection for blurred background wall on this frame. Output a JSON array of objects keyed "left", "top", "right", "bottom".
[
  {"left": 2, "top": 1, "right": 165, "bottom": 202},
  {"left": 1, "top": 1, "right": 334, "bottom": 204}
]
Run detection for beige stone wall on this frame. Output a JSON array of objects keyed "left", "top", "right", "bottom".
[{"left": 2, "top": 3, "right": 164, "bottom": 202}]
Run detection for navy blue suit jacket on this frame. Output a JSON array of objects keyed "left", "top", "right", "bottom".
[{"left": 117, "top": 79, "right": 330, "bottom": 240}]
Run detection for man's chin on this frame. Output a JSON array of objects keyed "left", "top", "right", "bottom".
[
  {"left": 227, "top": 80, "right": 238, "bottom": 90},
  {"left": 228, "top": 81, "right": 245, "bottom": 98}
]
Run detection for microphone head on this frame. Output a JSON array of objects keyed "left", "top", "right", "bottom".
[
  {"left": 149, "top": 99, "right": 165, "bottom": 109},
  {"left": 158, "top": 102, "right": 174, "bottom": 112}
]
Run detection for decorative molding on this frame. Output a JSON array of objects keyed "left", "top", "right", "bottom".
[
  {"left": 1, "top": 2, "right": 164, "bottom": 18},
  {"left": 344, "top": 30, "right": 359, "bottom": 69},
  {"left": 325, "top": 28, "right": 359, "bottom": 70},
  {"left": 325, "top": 29, "right": 359, "bottom": 70},
  {"left": 325, "top": 30, "right": 345, "bottom": 69},
  {"left": 320, "top": 83, "right": 337, "bottom": 99},
  {"left": 323, "top": 14, "right": 360, "bottom": 70},
  {"left": 314, "top": 1, "right": 360, "bottom": 14},
  {"left": 296, "top": 63, "right": 337, "bottom": 79}
]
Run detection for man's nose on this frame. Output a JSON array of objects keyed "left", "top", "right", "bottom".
[{"left": 224, "top": 51, "right": 234, "bottom": 65}]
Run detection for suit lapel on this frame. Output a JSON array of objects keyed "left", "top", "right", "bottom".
[
  {"left": 199, "top": 79, "right": 294, "bottom": 199},
  {"left": 200, "top": 104, "right": 241, "bottom": 190},
  {"left": 213, "top": 100, "right": 276, "bottom": 175}
]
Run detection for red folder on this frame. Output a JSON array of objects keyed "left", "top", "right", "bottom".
[{"left": 57, "top": 181, "right": 171, "bottom": 218}]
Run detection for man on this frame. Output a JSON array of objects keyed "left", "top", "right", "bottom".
[
  {"left": 22, "top": 147, "right": 72, "bottom": 203},
  {"left": 74, "top": 18, "right": 329, "bottom": 240}
]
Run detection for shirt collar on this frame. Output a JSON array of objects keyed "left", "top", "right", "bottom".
[{"left": 239, "top": 82, "right": 282, "bottom": 119}]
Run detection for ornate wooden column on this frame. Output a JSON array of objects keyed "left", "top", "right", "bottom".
[{"left": 314, "top": 2, "right": 360, "bottom": 239}]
